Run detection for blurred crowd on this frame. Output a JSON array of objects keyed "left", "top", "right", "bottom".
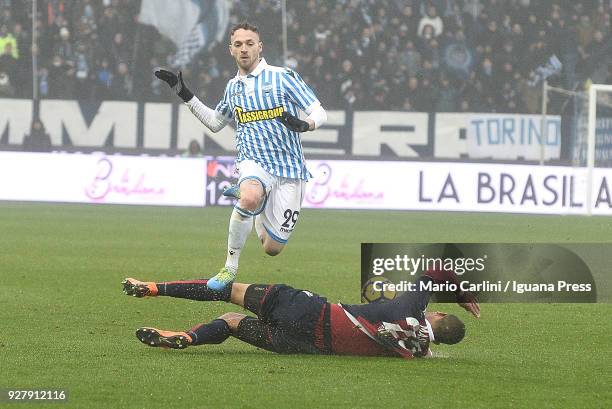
[{"left": 0, "top": 0, "right": 610, "bottom": 114}]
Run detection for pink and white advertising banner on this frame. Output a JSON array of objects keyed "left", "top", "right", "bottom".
[
  {"left": 1, "top": 153, "right": 611, "bottom": 215},
  {"left": 0, "top": 152, "right": 206, "bottom": 206},
  {"left": 303, "top": 160, "right": 612, "bottom": 215}
]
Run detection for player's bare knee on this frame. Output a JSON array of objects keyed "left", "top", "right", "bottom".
[
  {"left": 218, "top": 312, "right": 247, "bottom": 332},
  {"left": 239, "top": 194, "right": 263, "bottom": 212},
  {"left": 263, "top": 241, "right": 284, "bottom": 256},
  {"left": 239, "top": 179, "right": 265, "bottom": 212},
  {"left": 264, "top": 247, "right": 282, "bottom": 256}
]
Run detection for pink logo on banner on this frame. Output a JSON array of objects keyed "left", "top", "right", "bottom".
[
  {"left": 84, "top": 157, "right": 165, "bottom": 202},
  {"left": 305, "top": 163, "right": 385, "bottom": 206}
]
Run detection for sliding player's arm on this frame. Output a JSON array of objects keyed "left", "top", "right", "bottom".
[
  {"left": 154, "top": 68, "right": 229, "bottom": 133},
  {"left": 424, "top": 268, "right": 481, "bottom": 318},
  {"left": 456, "top": 290, "right": 480, "bottom": 318}
]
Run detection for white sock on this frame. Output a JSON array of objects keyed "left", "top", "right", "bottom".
[
  {"left": 254, "top": 215, "right": 266, "bottom": 243},
  {"left": 225, "top": 209, "right": 253, "bottom": 273}
]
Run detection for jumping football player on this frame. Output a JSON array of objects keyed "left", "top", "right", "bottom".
[
  {"left": 155, "top": 22, "right": 327, "bottom": 291},
  {"left": 122, "top": 269, "right": 479, "bottom": 359}
]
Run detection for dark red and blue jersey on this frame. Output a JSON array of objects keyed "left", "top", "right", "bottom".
[
  {"left": 329, "top": 276, "right": 437, "bottom": 358},
  {"left": 253, "top": 271, "right": 459, "bottom": 358}
]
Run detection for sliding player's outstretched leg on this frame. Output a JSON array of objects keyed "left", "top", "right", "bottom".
[
  {"left": 122, "top": 277, "right": 232, "bottom": 301},
  {"left": 122, "top": 278, "right": 158, "bottom": 297},
  {"left": 136, "top": 318, "right": 232, "bottom": 350},
  {"left": 136, "top": 312, "right": 260, "bottom": 350},
  {"left": 136, "top": 313, "right": 279, "bottom": 352},
  {"left": 136, "top": 328, "right": 192, "bottom": 349}
]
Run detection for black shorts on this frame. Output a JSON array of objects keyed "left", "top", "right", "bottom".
[{"left": 244, "top": 284, "right": 331, "bottom": 354}]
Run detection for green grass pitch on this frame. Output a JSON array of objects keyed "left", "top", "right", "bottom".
[{"left": 1, "top": 202, "right": 610, "bottom": 408}]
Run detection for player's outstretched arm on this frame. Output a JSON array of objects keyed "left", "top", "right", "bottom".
[
  {"left": 424, "top": 268, "right": 481, "bottom": 318},
  {"left": 154, "top": 69, "right": 194, "bottom": 102},
  {"left": 153, "top": 68, "right": 228, "bottom": 132},
  {"left": 457, "top": 291, "right": 480, "bottom": 318}
]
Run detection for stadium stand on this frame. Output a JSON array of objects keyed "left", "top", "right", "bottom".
[{"left": 0, "top": 0, "right": 609, "bottom": 112}]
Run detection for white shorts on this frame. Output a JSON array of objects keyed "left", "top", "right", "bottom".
[{"left": 236, "top": 160, "right": 306, "bottom": 244}]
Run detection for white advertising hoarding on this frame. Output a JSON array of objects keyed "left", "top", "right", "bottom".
[
  {"left": 0, "top": 152, "right": 609, "bottom": 214},
  {"left": 304, "top": 160, "right": 611, "bottom": 215},
  {"left": 0, "top": 152, "right": 206, "bottom": 206}
]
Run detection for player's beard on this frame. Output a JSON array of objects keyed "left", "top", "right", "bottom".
[{"left": 237, "top": 54, "right": 259, "bottom": 73}]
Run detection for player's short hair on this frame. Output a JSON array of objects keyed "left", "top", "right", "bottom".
[
  {"left": 433, "top": 314, "right": 465, "bottom": 345},
  {"left": 230, "top": 22, "right": 259, "bottom": 38}
]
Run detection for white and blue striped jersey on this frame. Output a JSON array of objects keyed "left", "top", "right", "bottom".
[{"left": 215, "top": 58, "right": 319, "bottom": 180}]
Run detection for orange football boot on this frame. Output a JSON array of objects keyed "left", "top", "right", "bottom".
[
  {"left": 122, "top": 278, "right": 158, "bottom": 297},
  {"left": 136, "top": 327, "right": 192, "bottom": 349}
]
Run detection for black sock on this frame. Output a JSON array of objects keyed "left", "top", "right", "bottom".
[
  {"left": 156, "top": 279, "right": 231, "bottom": 302},
  {"left": 187, "top": 319, "right": 230, "bottom": 345}
]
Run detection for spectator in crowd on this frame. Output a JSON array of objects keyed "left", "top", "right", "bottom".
[
  {"left": 110, "top": 32, "right": 130, "bottom": 66},
  {"left": 404, "top": 76, "right": 422, "bottom": 110},
  {"left": 0, "top": 70, "right": 13, "bottom": 96},
  {"left": 0, "top": 41, "right": 16, "bottom": 82},
  {"left": 74, "top": 43, "right": 93, "bottom": 100},
  {"left": 478, "top": 56, "right": 496, "bottom": 96},
  {"left": 110, "top": 61, "right": 132, "bottom": 100},
  {"left": 435, "top": 76, "right": 459, "bottom": 112},
  {"left": 398, "top": 40, "right": 422, "bottom": 77},
  {"left": 38, "top": 67, "right": 49, "bottom": 98},
  {"left": 576, "top": 14, "right": 595, "bottom": 48},
  {"left": 54, "top": 27, "right": 73, "bottom": 62},
  {"left": 418, "top": 23, "right": 437, "bottom": 43},
  {"left": 401, "top": 5, "right": 420, "bottom": 35},
  {"left": 48, "top": 55, "right": 74, "bottom": 99},
  {"left": 23, "top": 119, "right": 52, "bottom": 152},
  {"left": 583, "top": 30, "right": 612, "bottom": 82},
  {"left": 480, "top": 20, "right": 503, "bottom": 51},
  {"left": 0, "top": 23, "right": 17, "bottom": 58},
  {"left": 418, "top": 6, "right": 444, "bottom": 38},
  {"left": 12, "top": 22, "right": 27, "bottom": 60},
  {"left": 182, "top": 139, "right": 203, "bottom": 158},
  {"left": 95, "top": 57, "right": 113, "bottom": 100}
]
